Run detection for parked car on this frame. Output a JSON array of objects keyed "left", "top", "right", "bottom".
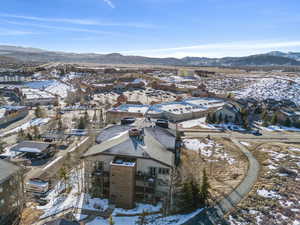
[
  {"left": 252, "top": 130, "right": 262, "bottom": 136},
  {"left": 156, "top": 119, "right": 169, "bottom": 128},
  {"left": 35, "top": 197, "right": 49, "bottom": 206}
]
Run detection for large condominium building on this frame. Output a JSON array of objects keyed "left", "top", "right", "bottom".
[
  {"left": 82, "top": 125, "right": 181, "bottom": 209},
  {"left": 0, "top": 160, "right": 24, "bottom": 225}
]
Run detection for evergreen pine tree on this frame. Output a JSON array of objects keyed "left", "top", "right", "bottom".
[
  {"left": 59, "top": 166, "right": 69, "bottom": 190},
  {"left": 199, "top": 169, "right": 210, "bottom": 207},
  {"left": 240, "top": 108, "right": 249, "bottom": 129},
  {"left": 77, "top": 116, "right": 86, "bottom": 129},
  {"left": 92, "top": 109, "right": 97, "bottom": 123},
  {"left": 295, "top": 120, "right": 300, "bottom": 128},
  {"left": 58, "top": 118, "right": 64, "bottom": 131},
  {"left": 206, "top": 113, "right": 212, "bottom": 123},
  {"left": 224, "top": 115, "right": 229, "bottom": 124},
  {"left": 211, "top": 113, "right": 216, "bottom": 124},
  {"left": 84, "top": 110, "right": 90, "bottom": 123},
  {"left": 284, "top": 117, "right": 291, "bottom": 127},
  {"left": 35, "top": 105, "right": 43, "bottom": 118},
  {"left": 262, "top": 119, "right": 269, "bottom": 127},
  {"left": 33, "top": 126, "right": 40, "bottom": 139},
  {"left": 270, "top": 113, "right": 278, "bottom": 125},
  {"left": 108, "top": 215, "right": 115, "bottom": 225},
  {"left": 136, "top": 210, "right": 149, "bottom": 225},
  {"left": 99, "top": 109, "right": 104, "bottom": 127},
  {"left": 191, "top": 179, "right": 201, "bottom": 208},
  {"left": 178, "top": 180, "right": 194, "bottom": 213},
  {"left": 17, "top": 129, "right": 25, "bottom": 142},
  {"left": 0, "top": 141, "right": 6, "bottom": 154},
  {"left": 262, "top": 110, "right": 268, "bottom": 121},
  {"left": 218, "top": 114, "right": 223, "bottom": 124},
  {"left": 26, "top": 133, "right": 33, "bottom": 140}
]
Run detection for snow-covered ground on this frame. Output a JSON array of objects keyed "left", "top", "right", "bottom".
[
  {"left": 45, "top": 81, "right": 75, "bottom": 98},
  {"left": 179, "top": 117, "right": 216, "bottom": 129},
  {"left": 36, "top": 167, "right": 204, "bottom": 225},
  {"left": 87, "top": 208, "right": 204, "bottom": 225},
  {"left": 257, "top": 189, "right": 282, "bottom": 199},
  {"left": 0, "top": 118, "right": 50, "bottom": 137},
  {"left": 240, "top": 142, "right": 251, "bottom": 147},
  {"left": 234, "top": 78, "right": 300, "bottom": 105},
  {"left": 183, "top": 138, "right": 236, "bottom": 164},
  {"left": 0, "top": 144, "right": 20, "bottom": 158},
  {"left": 260, "top": 125, "right": 300, "bottom": 132},
  {"left": 179, "top": 119, "right": 245, "bottom": 132},
  {"left": 37, "top": 168, "right": 84, "bottom": 219}
]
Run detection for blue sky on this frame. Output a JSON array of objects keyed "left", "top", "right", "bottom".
[{"left": 0, "top": 0, "right": 300, "bottom": 58}]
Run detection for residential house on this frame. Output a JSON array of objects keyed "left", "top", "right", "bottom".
[
  {"left": 212, "top": 103, "right": 242, "bottom": 124},
  {"left": 277, "top": 108, "right": 300, "bottom": 126},
  {"left": 0, "top": 106, "right": 29, "bottom": 128}
]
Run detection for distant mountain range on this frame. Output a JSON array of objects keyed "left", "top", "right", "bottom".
[{"left": 0, "top": 45, "right": 300, "bottom": 67}]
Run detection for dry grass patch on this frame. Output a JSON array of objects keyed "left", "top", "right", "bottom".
[
  {"left": 228, "top": 143, "right": 300, "bottom": 225},
  {"left": 180, "top": 137, "right": 248, "bottom": 202}
]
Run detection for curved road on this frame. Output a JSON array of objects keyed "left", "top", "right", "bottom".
[{"left": 182, "top": 137, "right": 260, "bottom": 225}]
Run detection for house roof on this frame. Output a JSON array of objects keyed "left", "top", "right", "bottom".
[
  {"left": 84, "top": 126, "right": 175, "bottom": 167},
  {"left": 10, "top": 141, "right": 50, "bottom": 153},
  {"left": 96, "top": 125, "right": 132, "bottom": 144},
  {"left": 144, "top": 127, "right": 176, "bottom": 151},
  {"left": 0, "top": 159, "right": 21, "bottom": 184}
]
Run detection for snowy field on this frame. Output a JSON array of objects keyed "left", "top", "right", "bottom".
[
  {"left": 179, "top": 117, "right": 215, "bottom": 129},
  {"left": 179, "top": 119, "right": 245, "bottom": 132},
  {"left": 0, "top": 118, "right": 50, "bottom": 137},
  {"left": 86, "top": 208, "right": 203, "bottom": 225},
  {"left": 183, "top": 138, "right": 236, "bottom": 164},
  {"left": 233, "top": 78, "right": 300, "bottom": 105},
  {"left": 45, "top": 81, "right": 75, "bottom": 98},
  {"left": 260, "top": 125, "right": 300, "bottom": 132}
]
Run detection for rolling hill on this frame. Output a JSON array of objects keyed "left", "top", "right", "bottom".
[{"left": 0, "top": 45, "right": 300, "bottom": 67}]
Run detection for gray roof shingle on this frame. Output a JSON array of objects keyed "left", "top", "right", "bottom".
[{"left": 84, "top": 126, "right": 175, "bottom": 167}]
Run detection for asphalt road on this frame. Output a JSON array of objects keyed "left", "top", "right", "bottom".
[{"left": 183, "top": 130, "right": 300, "bottom": 143}]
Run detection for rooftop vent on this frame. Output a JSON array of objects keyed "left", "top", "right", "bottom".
[{"left": 129, "top": 128, "right": 141, "bottom": 137}]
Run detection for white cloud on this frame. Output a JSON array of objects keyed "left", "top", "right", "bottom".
[
  {"left": 119, "top": 40, "right": 300, "bottom": 58},
  {"left": 103, "top": 0, "right": 115, "bottom": 8},
  {"left": 0, "top": 13, "right": 156, "bottom": 28},
  {"left": 0, "top": 29, "right": 35, "bottom": 36},
  {"left": 1, "top": 20, "right": 132, "bottom": 37}
]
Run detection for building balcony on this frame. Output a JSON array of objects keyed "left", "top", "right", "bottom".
[
  {"left": 135, "top": 186, "right": 155, "bottom": 194},
  {"left": 135, "top": 172, "right": 156, "bottom": 181},
  {"left": 92, "top": 170, "right": 109, "bottom": 177}
]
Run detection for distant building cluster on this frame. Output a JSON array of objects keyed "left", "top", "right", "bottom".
[{"left": 106, "top": 97, "right": 225, "bottom": 123}]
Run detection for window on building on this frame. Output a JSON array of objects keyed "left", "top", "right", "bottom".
[
  {"left": 0, "top": 199, "right": 4, "bottom": 206},
  {"left": 0, "top": 186, "right": 3, "bottom": 193},
  {"left": 93, "top": 161, "right": 104, "bottom": 171},
  {"left": 158, "top": 168, "right": 170, "bottom": 175},
  {"left": 149, "top": 167, "right": 157, "bottom": 176}
]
